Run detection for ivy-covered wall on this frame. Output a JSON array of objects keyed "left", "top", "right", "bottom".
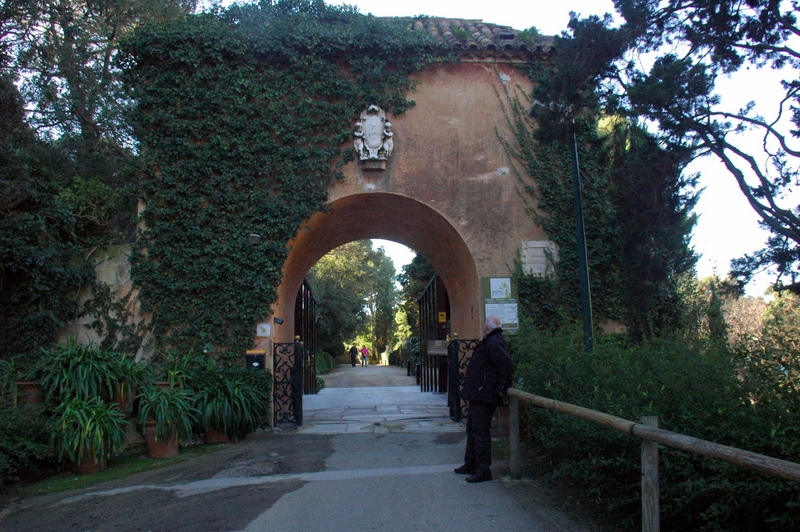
[
  {"left": 504, "top": 79, "right": 697, "bottom": 339},
  {"left": 120, "top": 1, "right": 438, "bottom": 361}
]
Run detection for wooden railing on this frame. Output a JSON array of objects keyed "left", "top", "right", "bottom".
[{"left": 507, "top": 388, "right": 800, "bottom": 532}]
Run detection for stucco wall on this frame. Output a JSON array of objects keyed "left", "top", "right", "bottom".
[
  {"left": 273, "top": 60, "right": 547, "bottom": 342},
  {"left": 63, "top": 61, "right": 549, "bottom": 351}
]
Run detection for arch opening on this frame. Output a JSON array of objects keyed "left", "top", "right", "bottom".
[{"left": 269, "top": 192, "right": 480, "bottom": 344}]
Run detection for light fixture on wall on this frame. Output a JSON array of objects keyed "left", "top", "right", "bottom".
[
  {"left": 248, "top": 233, "right": 261, "bottom": 245},
  {"left": 273, "top": 317, "right": 284, "bottom": 325}
]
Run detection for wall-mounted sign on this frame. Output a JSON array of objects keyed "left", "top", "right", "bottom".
[
  {"left": 483, "top": 277, "right": 519, "bottom": 333},
  {"left": 520, "top": 240, "right": 558, "bottom": 277},
  {"left": 489, "top": 277, "right": 512, "bottom": 298},
  {"left": 438, "top": 311, "right": 447, "bottom": 323},
  {"left": 256, "top": 323, "right": 271, "bottom": 337}
]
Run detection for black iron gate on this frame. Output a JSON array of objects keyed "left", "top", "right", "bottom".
[
  {"left": 418, "top": 275, "right": 450, "bottom": 393},
  {"left": 448, "top": 338, "right": 478, "bottom": 421},
  {"left": 273, "top": 342, "right": 303, "bottom": 425},
  {"left": 295, "top": 278, "right": 317, "bottom": 396}
]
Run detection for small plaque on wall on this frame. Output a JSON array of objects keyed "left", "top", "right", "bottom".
[
  {"left": 256, "top": 323, "right": 271, "bottom": 337},
  {"left": 520, "top": 240, "right": 558, "bottom": 277}
]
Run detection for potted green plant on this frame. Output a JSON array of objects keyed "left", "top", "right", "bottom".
[
  {"left": 111, "top": 357, "right": 152, "bottom": 415},
  {"left": 0, "top": 356, "right": 42, "bottom": 406},
  {"left": 52, "top": 396, "right": 128, "bottom": 474},
  {"left": 137, "top": 385, "right": 198, "bottom": 458},
  {"left": 39, "top": 338, "right": 119, "bottom": 403},
  {"left": 195, "top": 371, "right": 271, "bottom": 443}
]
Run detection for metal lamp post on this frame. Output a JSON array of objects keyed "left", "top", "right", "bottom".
[
  {"left": 530, "top": 101, "right": 594, "bottom": 354},
  {"left": 570, "top": 130, "right": 594, "bottom": 355}
]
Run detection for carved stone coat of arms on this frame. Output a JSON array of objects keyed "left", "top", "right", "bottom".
[{"left": 354, "top": 105, "right": 393, "bottom": 169}]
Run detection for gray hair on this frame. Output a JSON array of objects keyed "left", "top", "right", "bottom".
[{"left": 485, "top": 316, "right": 502, "bottom": 331}]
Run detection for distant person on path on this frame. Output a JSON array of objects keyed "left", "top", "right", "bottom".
[
  {"left": 455, "top": 315, "right": 513, "bottom": 483},
  {"left": 349, "top": 344, "right": 358, "bottom": 367},
  {"left": 360, "top": 345, "right": 369, "bottom": 367}
]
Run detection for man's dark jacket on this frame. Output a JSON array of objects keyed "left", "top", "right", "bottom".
[{"left": 462, "top": 328, "right": 513, "bottom": 406}]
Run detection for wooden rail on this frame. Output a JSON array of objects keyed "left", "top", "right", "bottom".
[{"left": 506, "top": 388, "right": 800, "bottom": 531}]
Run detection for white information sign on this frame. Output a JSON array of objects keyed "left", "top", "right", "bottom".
[{"left": 485, "top": 299, "right": 519, "bottom": 333}]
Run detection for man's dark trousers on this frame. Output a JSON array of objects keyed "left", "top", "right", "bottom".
[{"left": 464, "top": 401, "right": 496, "bottom": 473}]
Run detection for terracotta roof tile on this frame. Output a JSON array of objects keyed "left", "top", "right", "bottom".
[{"left": 407, "top": 17, "right": 554, "bottom": 58}]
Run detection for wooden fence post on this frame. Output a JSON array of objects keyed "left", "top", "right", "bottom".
[
  {"left": 641, "top": 416, "right": 660, "bottom": 532},
  {"left": 510, "top": 395, "right": 521, "bottom": 479}
]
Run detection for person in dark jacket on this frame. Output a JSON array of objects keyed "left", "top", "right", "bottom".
[
  {"left": 455, "top": 315, "right": 513, "bottom": 483},
  {"left": 349, "top": 344, "right": 358, "bottom": 367}
]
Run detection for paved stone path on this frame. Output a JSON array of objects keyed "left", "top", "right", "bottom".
[
  {"left": 301, "top": 364, "right": 458, "bottom": 434},
  {"left": 0, "top": 364, "right": 599, "bottom": 531}
]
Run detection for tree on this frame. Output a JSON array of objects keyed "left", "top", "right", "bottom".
[
  {"left": 583, "top": 1, "right": 800, "bottom": 293},
  {"left": 308, "top": 240, "right": 397, "bottom": 356},
  {"left": 396, "top": 253, "right": 434, "bottom": 339},
  {"left": 605, "top": 119, "right": 699, "bottom": 339},
  {"left": 1, "top": 1, "right": 197, "bottom": 243},
  {"left": 308, "top": 241, "right": 372, "bottom": 355},
  {"left": 508, "top": 84, "right": 697, "bottom": 338},
  {"left": 0, "top": 72, "right": 93, "bottom": 358},
  {"left": 368, "top": 247, "right": 397, "bottom": 355},
  {"left": 5, "top": 0, "right": 195, "bottom": 146}
]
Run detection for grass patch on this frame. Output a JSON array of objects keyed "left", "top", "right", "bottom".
[{"left": 18, "top": 444, "right": 222, "bottom": 498}]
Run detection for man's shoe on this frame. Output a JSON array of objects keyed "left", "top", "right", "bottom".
[
  {"left": 466, "top": 471, "right": 492, "bottom": 483},
  {"left": 454, "top": 465, "right": 476, "bottom": 474}
]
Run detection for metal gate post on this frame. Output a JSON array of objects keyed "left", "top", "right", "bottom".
[
  {"left": 273, "top": 342, "right": 297, "bottom": 425},
  {"left": 291, "top": 340, "right": 304, "bottom": 425},
  {"left": 447, "top": 338, "right": 461, "bottom": 421}
]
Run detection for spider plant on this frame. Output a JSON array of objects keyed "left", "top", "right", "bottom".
[
  {"left": 137, "top": 385, "right": 199, "bottom": 442},
  {"left": 39, "top": 338, "right": 119, "bottom": 402},
  {"left": 1, "top": 355, "right": 42, "bottom": 406},
  {"left": 52, "top": 396, "right": 128, "bottom": 469},
  {"left": 195, "top": 371, "right": 271, "bottom": 441},
  {"left": 112, "top": 356, "right": 152, "bottom": 412}
]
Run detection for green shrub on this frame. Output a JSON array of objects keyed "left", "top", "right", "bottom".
[
  {"left": 511, "top": 322, "right": 800, "bottom": 530},
  {"left": 315, "top": 351, "right": 334, "bottom": 375},
  {"left": 0, "top": 401, "right": 54, "bottom": 486}
]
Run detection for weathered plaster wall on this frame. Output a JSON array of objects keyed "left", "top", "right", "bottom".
[
  {"left": 63, "top": 62, "right": 548, "bottom": 352},
  {"left": 271, "top": 61, "right": 546, "bottom": 343},
  {"left": 59, "top": 245, "right": 152, "bottom": 360}
]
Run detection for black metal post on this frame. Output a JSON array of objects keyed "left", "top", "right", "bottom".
[{"left": 571, "top": 131, "right": 594, "bottom": 355}]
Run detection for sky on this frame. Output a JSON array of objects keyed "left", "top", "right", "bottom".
[{"left": 331, "top": 0, "right": 784, "bottom": 296}]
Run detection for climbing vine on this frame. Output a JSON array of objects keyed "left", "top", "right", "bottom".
[
  {"left": 501, "top": 63, "right": 697, "bottom": 337},
  {"left": 119, "top": 1, "right": 440, "bottom": 360}
]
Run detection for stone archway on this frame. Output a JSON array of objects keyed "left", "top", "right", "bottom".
[
  {"left": 255, "top": 46, "right": 553, "bottom": 351},
  {"left": 271, "top": 192, "right": 480, "bottom": 343}
]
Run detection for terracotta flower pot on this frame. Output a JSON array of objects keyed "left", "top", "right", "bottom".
[
  {"left": 113, "top": 384, "right": 136, "bottom": 415},
  {"left": 16, "top": 381, "right": 44, "bottom": 405},
  {"left": 71, "top": 448, "right": 108, "bottom": 475},
  {"left": 203, "top": 426, "right": 231, "bottom": 444},
  {"left": 144, "top": 421, "right": 179, "bottom": 458}
]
